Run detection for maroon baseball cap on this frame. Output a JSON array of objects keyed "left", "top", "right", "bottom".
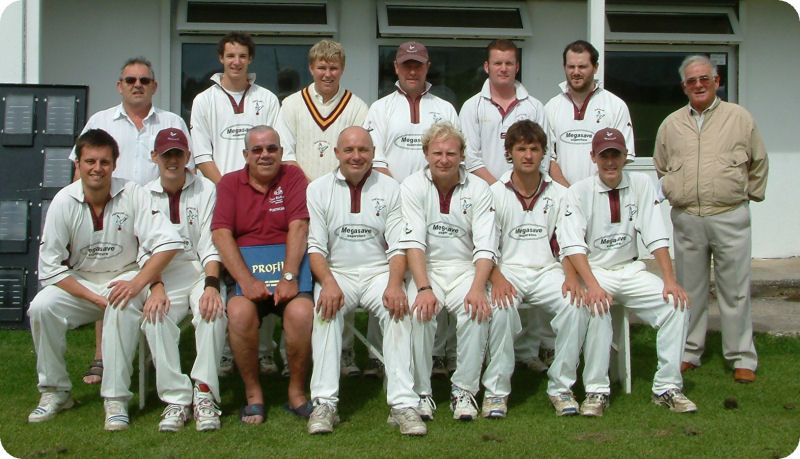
[
  {"left": 154, "top": 128, "right": 189, "bottom": 155},
  {"left": 396, "top": 41, "right": 429, "bottom": 64},
  {"left": 592, "top": 128, "right": 627, "bottom": 155}
]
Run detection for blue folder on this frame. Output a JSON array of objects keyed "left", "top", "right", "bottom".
[{"left": 235, "top": 244, "right": 312, "bottom": 295}]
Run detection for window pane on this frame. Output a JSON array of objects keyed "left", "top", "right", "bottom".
[
  {"left": 386, "top": 6, "right": 523, "bottom": 29},
  {"left": 607, "top": 12, "right": 733, "bottom": 34},
  {"left": 379, "top": 46, "right": 494, "bottom": 110},
  {"left": 605, "top": 51, "right": 728, "bottom": 157},
  {"left": 181, "top": 43, "right": 313, "bottom": 123},
  {"left": 186, "top": 2, "right": 327, "bottom": 25}
]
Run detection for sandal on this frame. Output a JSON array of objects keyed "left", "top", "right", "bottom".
[
  {"left": 239, "top": 403, "right": 265, "bottom": 424},
  {"left": 282, "top": 400, "right": 313, "bottom": 419},
  {"left": 82, "top": 359, "right": 103, "bottom": 385}
]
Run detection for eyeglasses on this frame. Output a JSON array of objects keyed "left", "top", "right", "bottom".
[
  {"left": 684, "top": 75, "right": 714, "bottom": 86},
  {"left": 121, "top": 76, "right": 154, "bottom": 85},
  {"left": 248, "top": 144, "right": 280, "bottom": 155}
]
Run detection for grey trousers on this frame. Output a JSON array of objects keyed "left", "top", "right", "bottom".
[{"left": 671, "top": 203, "right": 757, "bottom": 370}]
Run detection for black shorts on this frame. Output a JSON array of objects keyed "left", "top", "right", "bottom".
[{"left": 254, "top": 292, "right": 312, "bottom": 327}]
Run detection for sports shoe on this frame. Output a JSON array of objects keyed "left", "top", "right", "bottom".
[
  {"left": 481, "top": 394, "right": 508, "bottom": 418},
  {"left": 159, "top": 403, "right": 192, "bottom": 432},
  {"left": 450, "top": 387, "right": 478, "bottom": 421},
  {"left": 218, "top": 355, "right": 234, "bottom": 377},
  {"left": 518, "top": 355, "right": 549, "bottom": 372},
  {"left": 580, "top": 393, "right": 609, "bottom": 417},
  {"left": 28, "top": 390, "right": 74, "bottom": 423},
  {"left": 363, "top": 358, "right": 385, "bottom": 379},
  {"left": 387, "top": 407, "right": 427, "bottom": 436},
  {"left": 549, "top": 392, "right": 579, "bottom": 416},
  {"left": 259, "top": 354, "right": 279, "bottom": 375},
  {"left": 541, "top": 348, "right": 556, "bottom": 366},
  {"left": 104, "top": 398, "right": 130, "bottom": 431},
  {"left": 307, "top": 403, "right": 339, "bottom": 434},
  {"left": 340, "top": 349, "right": 361, "bottom": 377},
  {"left": 652, "top": 389, "right": 697, "bottom": 413},
  {"left": 194, "top": 385, "right": 221, "bottom": 431},
  {"left": 416, "top": 395, "right": 437, "bottom": 421},
  {"left": 431, "top": 356, "right": 449, "bottom": 378}
]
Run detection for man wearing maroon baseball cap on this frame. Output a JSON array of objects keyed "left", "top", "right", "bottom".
[
  {"left": 142, "top": 127, "right": 227, "bottom": 432},
  {"left": 556, "top": 127, "right": 696, "bottom": 416}
]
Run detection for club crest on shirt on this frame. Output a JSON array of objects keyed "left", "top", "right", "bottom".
[
  {"left": 186, "top": 207, "right": 198, "bottom": 226},
  {"left": 315, "top": 141, "right": 330, "bottom": 157},
  {"left": 593, "top": 233, "right": 632, "bottom": 250},
  {"left": 460, "top": 197, "right": 472, "bottom": 215},
  {"left": 541, "top": 196, "right": 554, "bottom": 214},
  {"left": 112, "top": 212, "right": 129, "bottom": 231},
  {"left": 430, "top": 112, "right": 443, "bottom": 124},
  {"left": 253, "top": 100, "right": 264, "bottom": 115},
  {"left": 594, "top": 108, "right": 606, "bottom": 124},
  {"left": 427, "top": 221, "right": 465, "bottom": 238},
  {"left": 625, "top": 203, "right": 638, "bottom": 221},
  {"left": 371, "top": 197, "right": 386, "bottom": 216},
  {"left": 269, "top": 186, "right": 285, "bottom": 206}
]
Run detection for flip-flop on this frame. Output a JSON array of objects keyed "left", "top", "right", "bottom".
[
  {"left": 282, "top": 401, "right": 313, "bottom": 419},
  {"left": 82, "top": 359, "right": 103, "bottom": 384},
  {"left": 239, "top": 403, "right": 265, "bottom": 424}
]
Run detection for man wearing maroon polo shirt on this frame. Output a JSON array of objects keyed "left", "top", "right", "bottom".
[{"left": 211, "top": 125, "right": 313, "bottom": 424}]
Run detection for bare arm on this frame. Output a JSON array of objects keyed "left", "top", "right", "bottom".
[
  {"left": 464, "top": 258, "right": 494, "bottom": 322},
  {"left": 213, "top": 228, "right": 270, "bottom": 302},
  {"left": 309, "top": 252, "right": 344, "bottom": 321},
  {"left": 198, "top": 260, "right": 224, "bottom": 321},
  {"left": 108, "top": 249, "right": 179, "bottom": 309},
  {"left": 653, "top": 247, "right": 688, "bottom": 310},
  {"left": 55, "top": 276, "right": 108, "bottom": 310},
  {"left": 383, "top": 254, "right": 409, "bottom": 322},
  {"left": 489, "top": 265, "right": 517, "bottom": 309},
  {"left": 274, "top": 218, "right": 309, "bottom": 304},
  {"left": 197, "top": 162, "right": 223, "bottom": 184},
  {"left": 561, "top": 256, "right": 586, "bottom": 305},
  {"left": 407, "top": 248, "right": 438, "bottom": 322},
  {"left": 549, "top": 161, "right": 570, "bottom": 187},
  {"left": 470, "top": 167, "right": 497, "bottom": 185},
  {"left": 566, "top": 253, "right": 611, "bottom": 316}
]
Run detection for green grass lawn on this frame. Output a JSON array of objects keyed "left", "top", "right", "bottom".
[{"left": 1, "top": 323, "right": 798, "bottom": 458}]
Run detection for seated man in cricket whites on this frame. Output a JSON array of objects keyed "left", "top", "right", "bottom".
[
  {"left": 487, "top": 119, "right": 591, "bottom": 417},
  {"left": 400, "top": 122, "right": 514, "bottom": 421},
  {"left": 305, "top": 126, "right": 425, "bottom": 436},
  {"left": 28, "top": 128, "right": 182, "bottom": 430},
  {"left": 559, "top": 128, "right": 696, "bottom": 416},
  {"left": 211, "top": 125, "right": 313, "bottom": 424},
  {"left": 141, "top": 128, "right": 227, "bottom": 432}
]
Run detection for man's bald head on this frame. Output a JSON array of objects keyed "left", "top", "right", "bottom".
[{"left": 335, "top": 126, "right": 375, "bottom": 185}]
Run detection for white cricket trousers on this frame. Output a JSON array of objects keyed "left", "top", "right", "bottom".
[
  {"left": 583, "top": 261, "right": 689, "bottom": 395},
  {"left": 28, "top": 270, "right": 144, "bottom": 400},
  {"left": 499, "top": 265, "right": 590, "bottom": 397},
  {"left": 141, "top": 261, "right": 227, "bottom": 405},
  {"left": 409, "top": 264, "right": 513, "bottom": 397},
  {"left": 310, "top": 268, "right": 417, "bottom": 409}
]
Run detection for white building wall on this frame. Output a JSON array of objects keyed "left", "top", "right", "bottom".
[
  {"left": 0, "top": 0, "right": 24, "bottom": 83},
  {"left": 39, "top": 0, "right": 167, "bottom": 115}
]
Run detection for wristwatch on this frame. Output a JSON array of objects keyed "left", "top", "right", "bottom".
[{"left": 282, "top": 272, "right": 296, "bottom": 282}]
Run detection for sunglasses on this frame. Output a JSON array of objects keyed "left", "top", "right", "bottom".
[
  {"left": 248, "top": 144, "right": 280, "bottom": 155},
  {"left": 121, "top": 76, "right": 154, "bottom": 85},
  {"left": 683, "top": 75, "right": 714, "bottom": 86}
]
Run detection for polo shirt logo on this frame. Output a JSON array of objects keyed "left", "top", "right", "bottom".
[
  {"left": 112, "top": 212, "right": 129, "bottom": 231},
  {"left": 371, "top": 197, "right": 386, "bottom": 216},
  {"left": 427, "top": 222, "right": 465, "bottom": 238},
  {"left": 594, "top": 108, "right": 606, "bottom": 123},
  {"left": 561, "top": 130, "right": 593, "bottom": 144},
  {"left": 509, "top": 224, "right": 547, "bottom": 240},
  {"left": 81, "top": 242, "right": 122, "bottom": 259},
  {"left": 593, "top": 233, "right": 632, "bottom": 250},
  {"left": 220, "top": 124, "right": 250, "bottom": 140},
  {"left": 187, "top": 207, "right": 198, "bottom": 226},
  {"left": 269, "top": 186, "right": 285, "bottom": 206},
  {"left": 393, "top": 134, "right": 422, "bottom": 150},
  {"left": 335, "top": 224, "right": 378, "bottom": 241}
]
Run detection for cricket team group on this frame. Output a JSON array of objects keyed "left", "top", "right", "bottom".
[{"left": 26, "top": 31, "right": 768, "bottom": 436}]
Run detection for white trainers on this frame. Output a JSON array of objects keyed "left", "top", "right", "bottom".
[
  {"left": 580, "top": 393, "right": 609, "bottom": 417},
  {"left": 518, "top": 356, "right": 549, "bottom": 372},
  {"left": 652, "top": 389, "right": 698, "bottom": 413},
  {"left": 340, "top": 349, "right": 361, "bottom": 377},
  {"left": 307, "top": 403, "right": 339, "bottom": 434},
  {"left": 416, "top": 395, "right": 437, "bottom": 421},
  {"left": 258, "top": 354, "right": 279, "bottom": 375},
  {"left": 28, "top": 390, "right": 74, "bottom": 423},
  {"left": 193, "top": 386, "right": 221, "bottom": 431},
  {"left": 218, "top": 355, "right": 234, "bottom": 377},
  {"left": 481, "top": 394, "right": 508, "bottom": 418},
  {"left": 450, "top": 387, "right": 478, "bottom": 421},
  {"left": 159, "top": 403, "right": 192, "bottom": 432},
  {"left": 104, "top": 398, "right": 130, "bottom": 431},
  {"left": 387, "top": 407, "right": 427, "bottom": 436},
  {"left": 549, "top": 392, "right": 579, "bottom": 416}
]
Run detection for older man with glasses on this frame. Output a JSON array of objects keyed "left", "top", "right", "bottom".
[{"left": 654, "top": 55, "right": 769, "bottom": 384}]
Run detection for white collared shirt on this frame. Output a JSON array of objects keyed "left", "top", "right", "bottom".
[{"left": 71, "top": 104, "right": 193, "bottom": 185}]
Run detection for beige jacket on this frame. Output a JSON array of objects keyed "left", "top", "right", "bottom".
[{"left": 654, "top": 100, "right": 768, "bottom": 216}]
